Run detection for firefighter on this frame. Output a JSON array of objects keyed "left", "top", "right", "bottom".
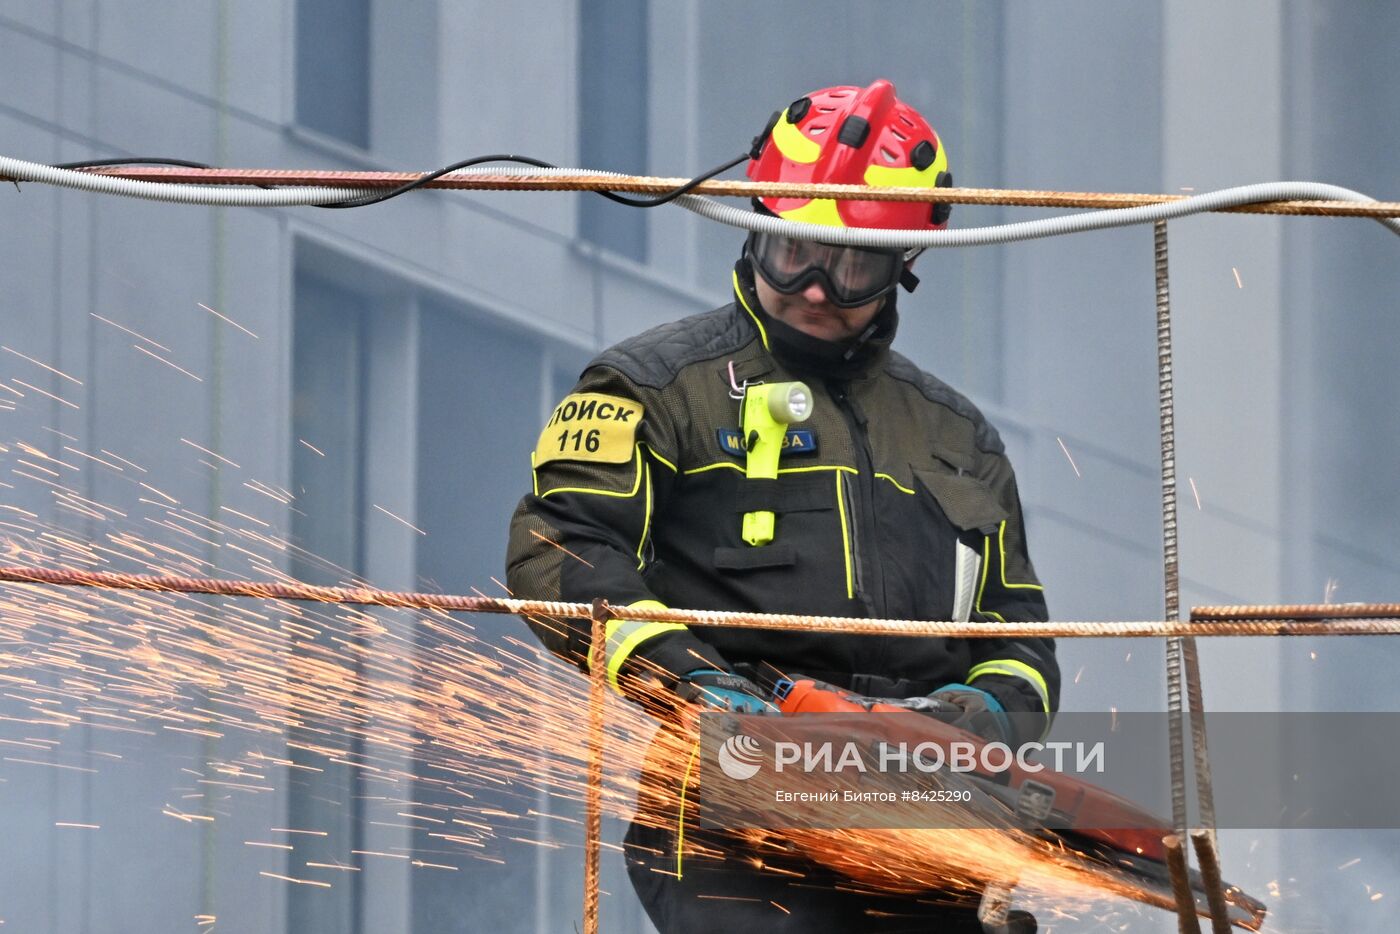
[{"left": 507, "top": 79, "right": 1053, "bottom": 933}]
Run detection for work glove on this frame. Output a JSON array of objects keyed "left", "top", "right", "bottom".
[
  {"left": 924, "top": 683, "right": 1012, "bottom": 745},
  {"left": 675, "top": 668, "right": 780, "bottom": 715}
]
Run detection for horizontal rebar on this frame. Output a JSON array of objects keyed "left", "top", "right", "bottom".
[
  {"left": 1, "top": 565, "right": 1397, "bottom": 638},
  {"left": 43, "top": 167, "right": 1400, "bottom": 218}
]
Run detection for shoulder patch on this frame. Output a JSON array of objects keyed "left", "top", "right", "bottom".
[{"left": 535, "top": 393, "right": 643, "bottom": 465}]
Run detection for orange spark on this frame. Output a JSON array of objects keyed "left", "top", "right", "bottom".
[
  {"left": 12, "top": 379, "right": 80, "bottom": 410},
  {"left": 180, "top": 439, "right": 241, "bottom": 468},
  {"left": 1055, "top": 437, "right": 1081, "bottom": 478},
  {"left": 373, "top": 504, "right": 426, "bottom": 536},
  {"left": 2, "top": 347, "right": 83, "bottom": 385},
  {"left": 90, "top": 313, "right": 172, "bottom": 351},
  {"left": 528, "top": 529, "right": 593, "bottom": 568},
  {"left": 196, "top": 303, "right": 259, "bottom": 339},
  {"left": 133, "top": 345, "right": 203, "bottom": 382},
  {"left": 259, "top": 871, "right": 331, "bottom": 888}
]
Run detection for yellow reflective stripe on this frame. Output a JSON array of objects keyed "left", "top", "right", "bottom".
[
  {"left": 874, "top": 472, "right": 915, "bottom": 494},
  {"left": 683, "top": 461, "right": 742, "bottom": 476},
  {"left": 778, "top": 198, "right": 846, "bottom": 228},
  {"left": 604, "top": 599, "right": 685, "bottom": 692},
  {"left": 863, "top": 137, "right": 947, "bottom": 188},
  {"left": 642, "top": 444, "right": 678, "bottom": 473},
  {"left": 997, "top": 520, "right": 1044, "bottom": 591},
  {"left": 635, "top": 460, "right": 652, "bottom": 569},
  {"left": 770, "top": 108, "right": 821, "bottom": 163},
  {"left": 835, "top": 472, "right": 854, "bottom": 598},
  {"left": 733, "top": 269, "right": 770, "bottom": 350},
  {"left": 968, "top": 659, "right": 1051, "bottom": 715},
  {"left": 537, "top": 445, "right": 645, "bottom": 500},
  {"left": 863, "top": 164, "right": 935, "bottom": 189},
  {"left": 974, "top": 532, "right": 1007, "bottom": 623},
  {"left": 675, "top": 739, "right": 701, "bottom": 879},
  {"left": 681, "top": 462, "right": 857, "bottom": 477}
]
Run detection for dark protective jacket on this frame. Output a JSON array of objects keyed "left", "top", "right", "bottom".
[{"left": 506, "top": 263, "right": 1059, "bottom": 733}]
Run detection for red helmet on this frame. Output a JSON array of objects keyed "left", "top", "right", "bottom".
[{"left": 747, "top": 79, "right": 952, "bottom": 230}]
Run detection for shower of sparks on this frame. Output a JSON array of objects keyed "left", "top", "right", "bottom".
[
  {"left": 0, "top": 438, "right": 1240, "bottom": 929},
  {"left": 372, "top": 504, "right": 426, "bottom": 536},
  {"left": 196, "top": 303, "right": 259, "bottom": 340},
  {"left": 1232, "top": 267, "right": 1243, "bottom": 289},
  {"left": 133, "top": 345, "right": 203, "bottom": 382},
  {"left": 297, "top": 439, "right": 325, "bottom": 457},
  {"left": 1188, "top": 477, "right": 1202, "bottom": 510},
  {"left": 1324, "top": 577, "right": 1340, "bottom": 604},
  {"left": 3, "top": 347, "right": 84, "bottom": 385},
  {"left": 1055, "top": 437, "right": 1081, "bottom": 478}
]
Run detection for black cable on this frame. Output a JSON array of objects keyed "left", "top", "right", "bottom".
[
  {"left": 315, "top": 152, "right": 749, "bottom": 210},
  {"left": 45, "top": 152, "right": 751, "bottom": 210},
  {"left": 54, "top": 158, "right": 216, "bottom": 170},
  {"left": 315, "top": 154, "right": 558, "bottom": 209},
  {"left": 593, "top": 152, "right": 748, "bottom": 207}
]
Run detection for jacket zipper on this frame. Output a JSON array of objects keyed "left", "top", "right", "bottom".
[
  {"left": 830, "top": 381, "right": 883, "bottom": 618},
  {"left": 838, "top": 470, "right": 866, "bottom": 602}
]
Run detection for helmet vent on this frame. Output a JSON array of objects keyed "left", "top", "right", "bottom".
[
  {"left": 910, "top": 139, "right": 937, "bottom": 171},
  {"left": 898, "top": 114, "right": 914, "bottom": 127},
  {"left": 880, "top": 147, "right": 898, "bottom": 163},
  {"left": 891, "top": 128, "right": 908, "bottom": 142},
  {"left": 809, "top": 125, "right": 828, "bottom": 135},
  {"left": 837, "top": 115, "right": 871, "bottom": 148}
]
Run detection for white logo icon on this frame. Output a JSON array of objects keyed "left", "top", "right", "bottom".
[{"left": 717, "top": 734, "right": 764, "bottom": 780}]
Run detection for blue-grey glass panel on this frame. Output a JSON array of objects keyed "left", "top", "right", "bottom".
[
  {"left": 296, "top": 0, "right": 371, "bottom": 148},
  {"left": 578, "top": 0, "right": 649, "bottom": 261},
  {"left": 410, "top": 303, "right": 546, "bottom": 930},
  {"left": 289, "top": 269, "right": 369, "bottom": 934}
]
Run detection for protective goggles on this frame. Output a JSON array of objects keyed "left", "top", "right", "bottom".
[{"left": 746, "top": 231, "right": 911, "bottom": 308}]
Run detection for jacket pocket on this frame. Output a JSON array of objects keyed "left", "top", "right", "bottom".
[
  {"left": 713, "top": 544, "right": 798, "bottom": 571},
  {"left": 912, "top": 466, "right": 1009, "bottom": 622}
]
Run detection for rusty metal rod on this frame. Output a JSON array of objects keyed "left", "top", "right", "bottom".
[
  {"left": 1155, "top": 219, "right": 1232, "bottom": 930},
  {"left": 1164, "top": 834, "right": 1204, "bottom": 934},
  {"left": 1191, "top": 829, "right": 1234, "bottom": 934},
  {"left": 2, "top": 565, "right": 1399, "bottom": 637},
  {"left": 583, "top": 599, "right": 610, "bottom": 934},
  {"left": 37, "top": 166, "right": 1400, "bottom": 218}
]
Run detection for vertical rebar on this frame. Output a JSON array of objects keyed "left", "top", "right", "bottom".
[
  {"left": 584, "top": 598, "right": 610, "bottom": 934},
  {"left": 1164, "top": 834, "right": 1204, "bottom": 934},
  {"left": 1191, "top": 828, "right": 1233, "bottom": 932},
  {"left": 1155, "top": 221, "right": 1191, "bottom": 845},
  {"left": 1155, "top": 221, "right": 1233, "bottom": 933}
]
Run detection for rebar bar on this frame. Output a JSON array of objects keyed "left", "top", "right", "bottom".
[{"left": 38, "top": 166, "right": 1400, "bottom": 218}]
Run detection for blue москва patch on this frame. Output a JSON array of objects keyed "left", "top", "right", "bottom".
[{"left": 716, "top": 428, "right": 818, "bottom": 457}]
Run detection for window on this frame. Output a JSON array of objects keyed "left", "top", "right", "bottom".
[
  {"left": 292, "top": 248, "right": 599, "bottom": 931},
  {"left": 295, "top": 0, "right": 371, "bottom": 147},
  {"left": 288, "top": 268, "right": 371, "bottom": 933},
  {"left": 578, "top": 0, "right": 650, "bottom": 261}
]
